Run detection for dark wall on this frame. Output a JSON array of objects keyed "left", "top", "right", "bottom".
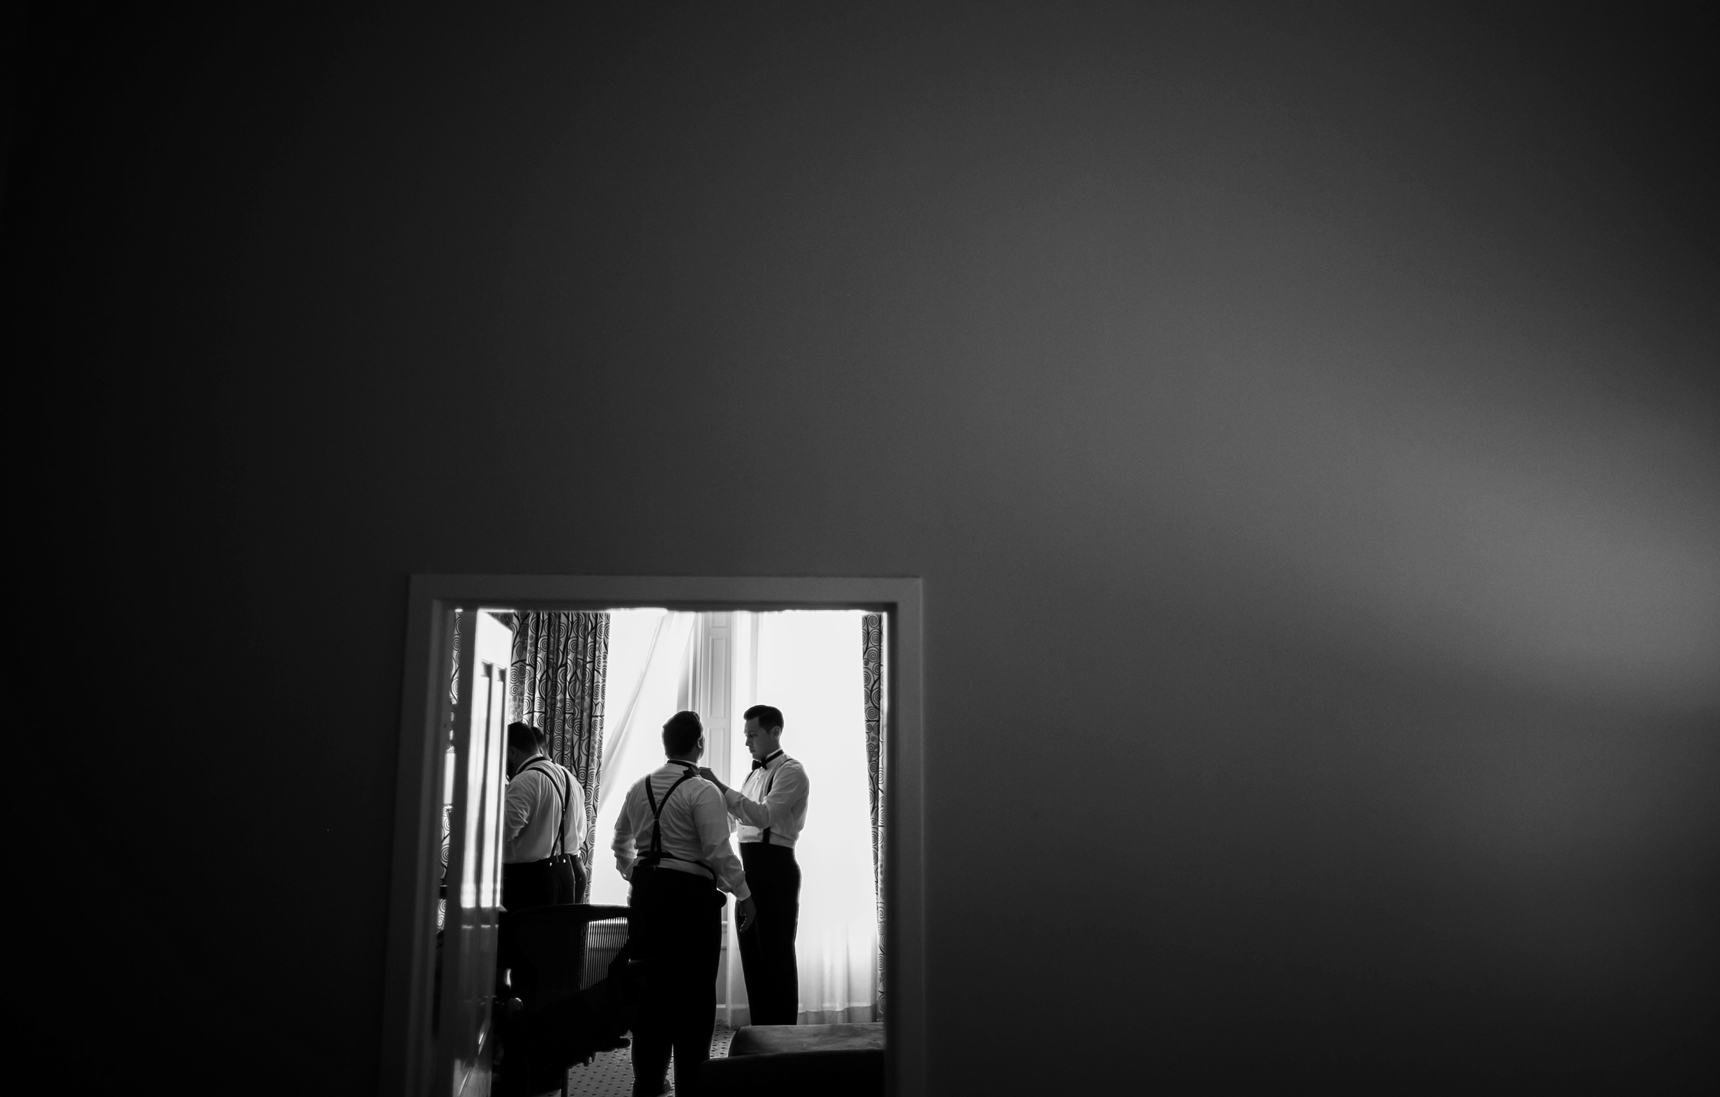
[{"left": 13, "top": 3, "right": 1718, "bottom": 1091}]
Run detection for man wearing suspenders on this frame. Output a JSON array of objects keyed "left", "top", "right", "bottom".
[
  {"left": 502, "top": 721, "right": 587, "bottom": 910},
  {"left": 613, "top": 711, "right": 756, "bottom": 1097},
  {"left": 699, "top": 704, "right": 810, "bottom": 1027}
]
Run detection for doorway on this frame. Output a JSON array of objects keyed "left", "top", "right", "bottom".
[{"left": 379, "top": 576, "right": 924, "bottom": 1097}]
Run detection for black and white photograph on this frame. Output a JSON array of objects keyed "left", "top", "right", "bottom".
[{"left": 8, "top": 3, "right": 1717, "bottom": 1094}]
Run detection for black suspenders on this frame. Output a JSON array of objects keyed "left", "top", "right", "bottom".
[
  {"left": 638, "top": 765, "right": 712, "bottom": 877},
  {"left": 520, "top": 762, "right": 574, "bottom": 861},
  {"left": 748, "top": 753, "right": 789, "bottom": 845},
  {"left": 760, "top": 763, "right": 780, "bottom": 846}
]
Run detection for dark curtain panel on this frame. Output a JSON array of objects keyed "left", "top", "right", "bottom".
[
  {"left": 449, "top": 609, "right": 463, "bottom": 713},
  {"left": 509, "top": 612, "right": 610, "bottom": 873},
  {"left": 862, "top": 612, "right": 886, "bottom": 1016}
]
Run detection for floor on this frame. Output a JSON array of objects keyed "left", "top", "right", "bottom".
[{"left": 561, "top": 1022, "right": 735, "bottom": 1097}]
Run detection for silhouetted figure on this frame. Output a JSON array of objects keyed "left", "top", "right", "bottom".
[
  {"left": 614, "top": 710, "right": 757, "bottom": 1097},
  {"left": 701, "top": 704, "right": 809, "bottom": 1026},
  {"left": 502, "top": 721, "right": 587, "bottom": 910}
]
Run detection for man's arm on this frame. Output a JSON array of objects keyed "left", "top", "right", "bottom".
[
  {"left": 691, "top": 785, "right": 756, "bottom": 931},
  {"left": 611, "top": 793, "right": 636, "bottom": 881},
  {"left": 721, "top": 761, "right": 809, "bottom": 829},
  {"left": 565, "top": 777, "right": 588, "bottom": 854},
  {"left": 503, "top": 772, "right": 539, "bottom": 857},
  {"left": 696, "top": 768, "right": 738, "bottom": 829},
  {"left": 691, "top": 786, "right": 750, "bottom": 902}
]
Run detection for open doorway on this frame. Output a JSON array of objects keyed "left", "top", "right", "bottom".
[{"left": 380, "top": 576, "right": 924, "bottom": 1097}]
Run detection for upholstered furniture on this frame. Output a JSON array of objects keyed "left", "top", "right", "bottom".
[{"left": 700, "top": 1022, "right": 885, "bottom": 1096}]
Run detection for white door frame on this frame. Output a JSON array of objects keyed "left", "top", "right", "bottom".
[{"left": 379, "top": 575, "right": 925, "bottom": 1097}]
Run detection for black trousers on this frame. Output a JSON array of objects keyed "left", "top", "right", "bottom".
[
  {"left": 628, "top": 866, "right": 723, "bottom": 1097},
  {"left": 738, "top": 842, "right": 801, "bottom": 1026},
  {"left": 501, "top": 856, "right": 585, "bottom": 912}
]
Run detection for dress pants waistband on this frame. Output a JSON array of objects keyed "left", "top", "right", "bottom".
[
  {"left": 633, "top": 861, "right": 716, "bottom": 884},
  {"left": 739, "top": 842, "right": 796, "bottom": 859}
]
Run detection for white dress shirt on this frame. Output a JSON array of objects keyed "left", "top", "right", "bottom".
[
  {"left": 504, "top": 757, "right": 588, "bottom": 864},
  {"left": 613, "top": 761, "right": 751, "bottom": 900},
  {"left": 725, "top": 751, "right": 810, "bottom": 848}
]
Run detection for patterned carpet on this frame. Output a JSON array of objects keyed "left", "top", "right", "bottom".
[{"left": 559, "top": 1022, "right": 735, "bottom": 1097}]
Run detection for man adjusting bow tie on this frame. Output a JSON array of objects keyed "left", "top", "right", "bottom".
[{"left": 698, "top": 704, "right": 810, "bottom": 1026}]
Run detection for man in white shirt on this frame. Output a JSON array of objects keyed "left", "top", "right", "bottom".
[
  {"left": 502, "top": 721, "right": 587, "bottom": 910},
  {"left": 613, "top": 711, "right": 757, "bottom": 1097},
  {"left": 699, "top": 704, "right": 809, "bottom": 1026}
]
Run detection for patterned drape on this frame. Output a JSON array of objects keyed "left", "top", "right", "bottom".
[
  {"left": 509, "top": 612, "right": 610, "bottom": 874},
  {"left": 449, "top": 609, "right": 463, "bottom": 714},
  {"left": 862, "top": 612, "right": 886, "bottom": 1017}
]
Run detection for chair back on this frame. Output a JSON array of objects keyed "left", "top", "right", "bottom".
[{"left": 500, "top": 903, "right": 630, "bottom": 1009}]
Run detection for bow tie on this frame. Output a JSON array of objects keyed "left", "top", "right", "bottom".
[{"left": 752, "top": 758, "right": 768, "bottom": 771}]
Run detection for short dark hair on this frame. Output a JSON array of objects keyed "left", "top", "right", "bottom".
[
  {"left": 662, "top": 710, "right": 703, "bottom": 755},
  {"left": 743, "top": 705, "right": 784, "bottom": 733},
  {"left": 507, "top": 722, "right": 541, "bottom": 754}
]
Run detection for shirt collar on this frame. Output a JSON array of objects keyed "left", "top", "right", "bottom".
[{"left": 755, "top": 749, "right": 785, "bottom": 770}]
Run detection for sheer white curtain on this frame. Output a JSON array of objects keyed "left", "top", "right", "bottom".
[
  {"left": 725, "top": 610, "right": 879, "bottom": 1025},
  {"left": 589, "top": 609, "right": 693, "bottom": 907}
]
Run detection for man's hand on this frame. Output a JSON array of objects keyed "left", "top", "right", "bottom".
[
  {"left": 736, "top": 896, "right": 758, "bottom": 934},
  {"left": 697, "top": 766, "right": 727, "bottom": 792}
]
